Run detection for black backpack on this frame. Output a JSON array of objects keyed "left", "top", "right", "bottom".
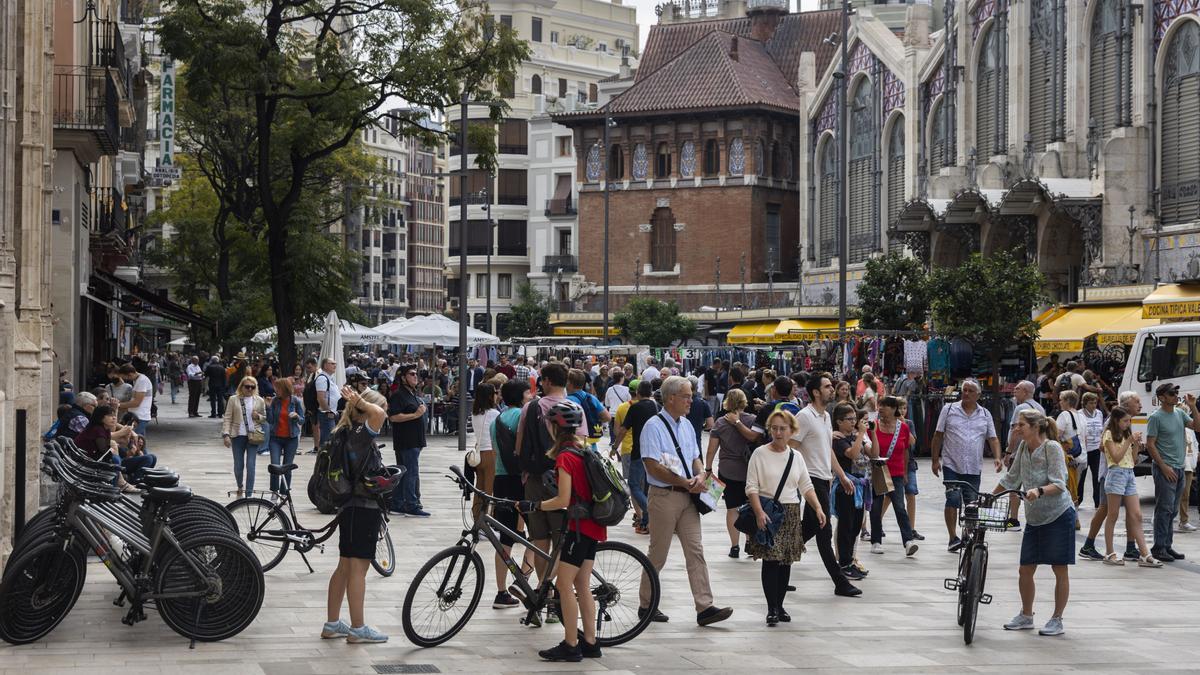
[
  {"left": 494, "top": 414, "right": 520, "bottom": 476},
  {"left": 518, "top": 399, "right": 556, "bottom": 475},
  {"left": 304, "top": 373, "right": 326, "bottom": 414},
  {"left": 308, "top": 424, "right": 380, "bottom": 513}
]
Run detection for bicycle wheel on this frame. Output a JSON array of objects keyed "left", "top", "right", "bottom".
[
  {"left": 372, "top": 521, "right": 396, "bottom": 577},
  {"left": 962, "top": 546, "right": 987, "bottom": 645},
  {"left": 590, "top": 540, "right": 659, "bottom": 647},
  {"left": 955, "top": 548, "right": 970, "bottom": 627},
  {"left": 0, "top": 541, "right": 86, "bottom": 644},
  {"left": 225, "top": 497, "right": 291, "bottom": 571},
  {"left": 155, "top": 534, "right": 265, "bottom": 642},
  {"left": 402, "top": 545, "right": 484, "bottom": 647}
]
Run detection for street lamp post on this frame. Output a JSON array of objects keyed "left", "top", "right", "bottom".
[
  {"left": 481, "top": 185, "right": 493, "bottom": 334},
  {"left": 603, "top": 116, "right": 615, "bottom": 344},
  {"left": 836, "top": 0, "right": 852, "bottom": 338}
]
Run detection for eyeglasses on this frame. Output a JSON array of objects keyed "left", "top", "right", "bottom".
[{"left": 242, "top": 385, "right": 255, "bottom": 390}]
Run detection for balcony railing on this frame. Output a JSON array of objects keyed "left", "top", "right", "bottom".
[
  {"left": 54, "top": 69, "right": 120, "bottom": 154},
  {"left": 91, "top": 19, "right": 129, "bottom": 84},
  {"left": 498, "top": 143, "right": 527, "bottom": 155},
  {"left": 544, "top": 197, "right": 576, "bottom": 217},
  {"left": 497, "top": 193, "right": 527, "bottom": 206},
  {"left": 543, "top": 254, "right": 577, "bottom": 273}
]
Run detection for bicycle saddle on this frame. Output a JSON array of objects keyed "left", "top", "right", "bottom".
[
  {"left": 267, "top": 463, "right": 299, "bottom": 476},
  {"left": 143, "top": 485, "right": 193, "bottom": 504},
  {"left": 137, "top": 472, "right": 179, "bottom": 488}
]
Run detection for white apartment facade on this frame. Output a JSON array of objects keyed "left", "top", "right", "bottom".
[
  {"left": 350, "top": 118, "right": 411, "bottom": 325},
  {"left": 446, "top": 0, "right": 639, "bottom": 337}
]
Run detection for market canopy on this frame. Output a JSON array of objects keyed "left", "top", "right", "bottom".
[
  {"left": 375, "top": 313, "right": 500, "bottom": 347},
  {"left": 552, "top": 325, "right": 623, "bottom": 337},
  {"left": 775, "top": 319, "right": 859, "bottom": 341},
  {"left": 251, "top": 320, "right": 388, "bottom": 345},
  {"left": 1035, "top": 304, "right": 1158, "bottom": 356},
  {"left": 727, "top": 321, "right": 780, "bottom": 345},
  {"left": 1142, "top": 283, "right": 1200, "bottom": 320}
]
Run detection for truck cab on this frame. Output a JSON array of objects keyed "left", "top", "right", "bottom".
[{"left": 1121, "top": 322, "right": 1200, "bottom": 477}]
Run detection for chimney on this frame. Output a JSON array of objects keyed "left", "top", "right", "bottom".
[
  {"left": 747, "top": 0, "right": 788, "bottom": 42},
  {"left": 729, "top": 36, "right": 739, "bottom": 61},
  {"left": 619, "top": 46, "right": 632, "bottom": 78}
]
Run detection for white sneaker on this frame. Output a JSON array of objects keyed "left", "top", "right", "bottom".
[
  {"left": 871, "top": 543, "right": 885, "bottom": 554},
  {"left": 1004, "top": 613, "right": 1035, "bottom": 630},
  {"left": 904, "top": 540, "right": 919, "bottom": 557},
  {"left": 1180, "top": 522, "right": 1198, "bottom": 533}
]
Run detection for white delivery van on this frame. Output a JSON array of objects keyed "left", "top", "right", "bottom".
[{"left": 1120, "top": 322, "right": 1200, "bottom": 477}]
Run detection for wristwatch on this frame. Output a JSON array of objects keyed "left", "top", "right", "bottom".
[{"left": 1037, "top": 486, "right": 1045, "bottom": 497}]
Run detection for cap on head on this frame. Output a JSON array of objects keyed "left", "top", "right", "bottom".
[{"left": 1156, "top": 382, "right": 1180, "bottom": 397}]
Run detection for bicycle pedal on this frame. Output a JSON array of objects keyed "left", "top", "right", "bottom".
[
  {"left": 943, "top": 579, "right": 959, "bottom": 591},
  {"left": 980, "top": 594, "right": 993, "bottom": 605}
]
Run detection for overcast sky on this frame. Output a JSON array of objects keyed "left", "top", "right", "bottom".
[{"left": 627, "top": 0, "right": 823, "bottom": 48}]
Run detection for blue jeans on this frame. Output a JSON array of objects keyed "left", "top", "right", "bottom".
[
  {"left": 133, "top": 419, "right": 149, "bottom": 442},
  {"left": 231, "top": 435, "right": 257, "bottom": 494},
  {"left": 169, "top": 379, "right": 180, "bottom": 404},
  {"left": 268, "top": 436, "right": 299, "bottom": 493},
  {"left": 627, "top": 456, "right": 649, "bottom": 527},
  {"left": 871, "top": 474, "right": 915, "bottom": 545},
  {"left": 318, "top": 412, "right": 337, "bottom": 449},
  {"left": 393, "top": 446, "right": 422, "bottom": 512},
  {"left": 115, "top": 453, "right": 157, "bottom": 482},
  {"left": 1153, "top": 464, "right": 1185, "bottom": 552}
]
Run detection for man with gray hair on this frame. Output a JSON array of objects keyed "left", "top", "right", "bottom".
[
  {"left": 1080, "top": 391, "right": 1142, "bottom": 561},
  {"left": 58, "top": 391, "right": 98, "bottom": 440},
  {"left": 932, "top": 378, "right": 1002, "bottom": 552}
]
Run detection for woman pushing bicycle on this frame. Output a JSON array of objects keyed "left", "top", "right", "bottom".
[
  {"left": 518, "top": 400, "right": 606, "bottom": 662},
  {"left": 996, "top": 408, "right": 1075, "bottom": 637},
  {"left": 322, "top": 386, "right": 390, "bottom": 644}
]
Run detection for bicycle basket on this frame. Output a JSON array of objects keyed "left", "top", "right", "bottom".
[{"left": 960, "top": 499, "right": 1012, "bottom": 532}]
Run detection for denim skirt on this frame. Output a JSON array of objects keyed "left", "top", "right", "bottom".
[{"left": 1019, "top": 507, "right": 1076, "bottom": 566}]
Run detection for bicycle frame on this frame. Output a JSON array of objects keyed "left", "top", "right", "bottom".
[
  {"left": 461, "top": 508, "right": 563, "bottom": 619},
  {"left": 250, "top": 474, "right": 340, "bottom": 550}
]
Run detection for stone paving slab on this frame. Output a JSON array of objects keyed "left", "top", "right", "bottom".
[{"left": 5, "top": 400, "right": 1200, "bottom": 673}]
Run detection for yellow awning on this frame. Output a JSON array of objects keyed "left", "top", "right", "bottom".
[
  {"left": 727, "top": 321, "right": 781, "bottom": 344},
  {"left": 1142, "top": 283, "right": 1200, "bottom": 319},
  {"left": 775, "top": 319, "right": 860, "bottom": 341},
  {"left": 1035, "top": 305, "right": 1151, "bottom": 356},
  {"left": 552, "top": 325, "right": 622, "bottom": 337}
]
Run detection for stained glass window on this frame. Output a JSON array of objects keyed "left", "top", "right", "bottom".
[
  {"left": 754, "top": 139, "right": 765, "bottom": 177},
  {"left": 680, "top": 141, "right": 696, "bottom": 178},
  {"left": 632, "top": 143, "right": 648, "bottom": 180},
  {"left": 729, "top": 137, "right": 745, "bottom": 176},
  {"left": 585, "top": 144, "right": 602, "bottom": 182}
]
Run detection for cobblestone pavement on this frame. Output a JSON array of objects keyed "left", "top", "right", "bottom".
[{"left": 6, "top": 400, "right": 1200, "bottom": 674}]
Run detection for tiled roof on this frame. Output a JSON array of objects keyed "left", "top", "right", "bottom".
[
  {"left": 599, "top": 30, "right": 800, "bottom": 115},
  {"left": 637, "top": 10, "right": 841, "bottom": 90}
]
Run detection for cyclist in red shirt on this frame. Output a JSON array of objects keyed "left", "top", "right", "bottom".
[{"left": 520, "top": 400, "right": 607, "bottom": 662}]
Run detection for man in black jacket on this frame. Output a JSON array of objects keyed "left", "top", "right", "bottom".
[{"left": 205, "top": 356, "right": 227, "bottom": 418}]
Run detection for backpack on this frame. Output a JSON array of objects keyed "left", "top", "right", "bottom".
[
  {"left": 494, "top": 413, "right": 520, "bottom": 475},
  {"left": 570, "top": 391, "right": 604, "bottom": 441},
  {"left": 565, "top": 445, "right": 631, "bottom": 526},
  {"left": 1055, "top": 373, "right": 1073, "bottom": 393},
  {"left": 308, "top": 424, "right": 380, "bottom": 513},
  {"left": 303, "top": 374, "right": 320, "bottom": 413},
  {"left": 518, "top": 399, "right": 557, "bottom": 475},
  {"left": 775, "top": 400, "right": 802, "bottom": 418}
]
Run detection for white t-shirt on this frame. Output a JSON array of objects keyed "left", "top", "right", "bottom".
[
  {"left": 793, "top": 405, "right": 834, "bottom": 481},
  {"left": 1057, "top": 409, "right": 1088, "bottom": 451},
  {"left": 641, "top": 366, "right": 661, "bottom": 383},
  {"left": 131, "top": 374, "right": 154, "bottom": 421},
  {"left": 315, "top": 371, "right": 340, "bottom": 412},
  {"left": 472, "top": 409, "right": 500, "bottom": 452},
  {"left": 604, "top": 384, "right": 631, "bottom": 412}
]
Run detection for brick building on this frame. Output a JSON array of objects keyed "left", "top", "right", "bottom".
[{"left": 556, "top": 1, "right": 838, "bottom": 314}]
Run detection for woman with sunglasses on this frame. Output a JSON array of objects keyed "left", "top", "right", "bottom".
[{"left": 222, "top": 376, "right": 266, "bottom": 498}]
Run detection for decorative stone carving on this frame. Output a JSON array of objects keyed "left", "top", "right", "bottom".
[
  {"left": 673, "top": 222, "right": 685, "bottom": 231},
  {"left": 1059, "top": 200, "right": 1103, "bottom": 271},
  {"left": 655, "top": 197, "right": 669, "bottom": 208},
  {"left": 637, "top": 223, "right": 652, "bottom": 233}
]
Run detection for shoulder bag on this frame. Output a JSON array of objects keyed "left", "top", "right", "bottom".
[
  {"left": 655, "top": 412, "right": 712, "bottom": 515},
  {"left": 870, "top": 422, "right": 901, "bottom": 496},
  {"left": 734, "top": 449, "right": 795, "bottom": 535},
  {"left": 243, "top": 397, "right": 265, "bottom": 445}
]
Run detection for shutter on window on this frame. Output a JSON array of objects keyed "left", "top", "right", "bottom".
[
  {"left": 1089, "top": 1, "right": 1119, "bottom": 141},
  {"left": 820, "top": 145, "right": 837, "bottom": 267},
  {"left": 930, "top": 101, "right": 946, "bottom": 175},
  {"left": 976, "top": 28, "right": 997, "bottom": 159},
  {"left": 887, "top": 123, "right": 906, "bottom": 254},
  {"left": 1029, "top": 0, "right": 1053, "bottom": 147},
  {"left": 1162, "top": 76, "right": 1200, "bottom": 226},
  {"left": 849, "top": 158, "right": 872, "bottom": 263}
]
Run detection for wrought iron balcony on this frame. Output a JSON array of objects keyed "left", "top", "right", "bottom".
[
  {"left": 544, "top": 197, "right": 577, "bottom": 217},
  {"left": 53, "top": 69, "right": 120, "bottom": 155},
  {"left": 543, "top": 254, "right": 578, "bottom": 273}
]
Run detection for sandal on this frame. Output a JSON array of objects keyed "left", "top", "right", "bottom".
[
  {"left": 120, "top": 483, "right": 139, "bottom": 494},
  {"left": 1102, "top": 552, "right": 1125, "bottom": 566},
  {"left": 1138, "top": 555, "right": 1163, "bottom": 568}
]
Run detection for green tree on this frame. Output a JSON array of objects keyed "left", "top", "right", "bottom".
[
  {"left": 504, "top": 282, "right": 551, "bottom": 339},
  {"left": 856, "top": 253, "right": 932, "bottom": 331},
  {"left": 929, "top": 251, "right": 1045, "bottom": 391},
  {"left": 614, "top": 298, "right": 696, "bottom": 347},
  {"left": 158, "top": 0, "right": 529, "bottom": 369}
]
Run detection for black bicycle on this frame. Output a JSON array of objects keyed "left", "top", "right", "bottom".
[
  {"left": 225, "top": 463, "right": 398, "bottom": 576},
  {"left": 942, "top": 480, "right": 1024, "bottom": 645},
  {"left": 0, "top": 439, "right": 264, "bottom": 646},
  {"left": 401, "top": 465, "right": 660, "bottom": 648}
]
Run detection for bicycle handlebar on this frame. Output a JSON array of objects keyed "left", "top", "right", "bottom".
[
  {"left": 943, "top": 480, "right": 1025, "bottom": 506},
  {"left": 446, "top": 464, "right": 518, "bottom": 507}
]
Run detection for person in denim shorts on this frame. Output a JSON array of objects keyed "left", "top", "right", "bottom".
[
  {"left": 932, "top": 380, "right": 1002, "bottom": 553},
  {"left": 1100, "top": 408, "right": 1161, "bottom": 567}
]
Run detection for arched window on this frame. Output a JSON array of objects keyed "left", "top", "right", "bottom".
[
  {"left": 849, "top": 79, "right": 874, "bottom": 263},
  {"left": 703, "top": 139, "right": 720, "bottom": 176},
  {"left": 754, "top": 139, "right": 765, "bottom": 176},
  {"left": 585, "top": 144, "right": 602, "bottom": 182},
  {"left": 1161, "top": 20, "right": 1200, "bottom": 226},
  {"left": 1030, "top": 0, "right": 1065, "bottom": 147},
  {"left": 655, "top": 142, "right": 672, "bottom": 178},
  {"left": 976, "top": 24, "right": 1003, "bottom": 158},
  {"left": 930, "top": 98, "right": 948, "bottom": 174},
  {"left": 783, "top": 144, "right": 793, "bottom": 181},
  {"left": 770, "top": 141, "right": 781, "bottom": 178},
  {"left": 1089, "top": 0, "right": 1128, "bottom": 140},
  {"left": 818, "top": 137, "right": 837, "bottom": 267},
  {"left": 887, "top": 117, "right": 906, "bottom": 253},
  {"left": 728, "top": 137, "right": 745, "bottom": 176},
  {"left": 531, "top": 74, "right": 542, "bottom": 95},
  {"left": 607, "top": 144, "right": 624, "bottom": 180},
  {"left": 632, "top": 143, "right": 648, "bottom": 180},
  {"left": 679, "top": 140, "right": 696, "bottom": 178},
  {"left": 650, "top": 207, "right": 676, "bottom": 271}
]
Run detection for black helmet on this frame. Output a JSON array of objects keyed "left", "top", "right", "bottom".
[{"left": 544, "top": 400, "right": 583, "bottom": 429}]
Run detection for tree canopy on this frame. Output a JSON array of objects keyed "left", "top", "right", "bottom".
[
  {"left": 856, "top": 253, "right": 932, "bottom": 331},
  {"left": 614, "top": 298, "right": 696, "bottom": 347},
  {"left": 504, "top": 281, "right": 551, "bottom": 339}
]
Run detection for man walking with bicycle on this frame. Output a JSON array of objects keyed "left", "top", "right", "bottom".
[
  {"left": 932, "top": 379, "right": 1003, "bottom": 553},
  {"left": 638, "top": 375, "right": 733, "bottom": 627}
]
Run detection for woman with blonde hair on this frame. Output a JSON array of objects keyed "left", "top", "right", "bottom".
[
  {"left": 998, "top": 408, "right": 1075, "bottom": 636},
  {"left": 222, "top": 376, "right": 265, "bottom": 498},
  {"left": 323, "top": 386, "right": 391, "bottom": 643}
]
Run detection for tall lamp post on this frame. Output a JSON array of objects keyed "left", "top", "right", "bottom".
[
  {"left": 602, "top": 116, "right": 615, "bottom": 343},
  {"left": 480, "top": 184, "right": 493, "bottom": 334},
  {"left": 836, "top": 0, "right": 852, "bottom": 337}
]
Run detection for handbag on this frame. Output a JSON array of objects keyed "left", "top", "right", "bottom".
[
  {"left": 734, "top": 449, "right": 795, "bottom": 535},
  {"left": 1065, "top": 411, "right": 1083, "bottom": 458},
  {"left": 243, "top": 398, "right": 265, "bottom": 444},
  {"left": 655, "top": 412, "right": 712, "bottom": 515},
  {"left": 870, "top": 422, "right": 902, "bottom": 496}
]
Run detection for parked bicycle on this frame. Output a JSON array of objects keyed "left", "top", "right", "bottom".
[
  {"left": 942, "top": 480, "right": 1024, "bottom": 645},
  {"left": 225, "top": 463, "right": 399, "bottom": 576},
  {"left": 401, "top": 465, "right": 660, "bottom": 648},
  {"left": 0, "top": 438, "right": 264, "bottom": 646}
]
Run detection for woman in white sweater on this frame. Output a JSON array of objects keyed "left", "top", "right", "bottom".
[{"left": 746, "top": 409, "right": 826, "bottom": 627}]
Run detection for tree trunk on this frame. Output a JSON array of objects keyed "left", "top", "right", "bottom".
[{"left": 267, "top": 220, "right": 296, "bottom": 373}]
